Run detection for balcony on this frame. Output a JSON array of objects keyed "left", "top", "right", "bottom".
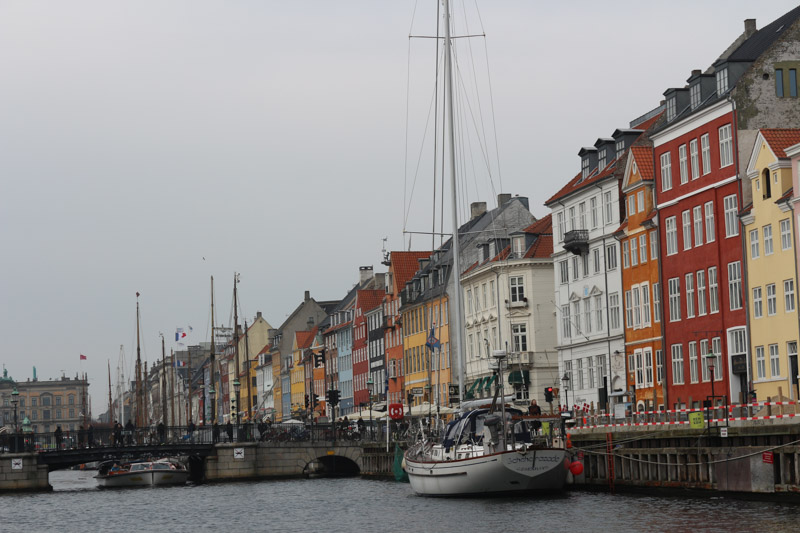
[{"left": 563, "top": 229, "right": 589, "bottom": 256}]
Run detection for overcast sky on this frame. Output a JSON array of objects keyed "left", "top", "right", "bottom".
[{"left": 2, "top": 0, "right": 797, "bottom": 416}]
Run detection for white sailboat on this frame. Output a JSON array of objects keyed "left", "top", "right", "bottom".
[{"left": 403, "top": 0, "right": 568, "bottom": 496}]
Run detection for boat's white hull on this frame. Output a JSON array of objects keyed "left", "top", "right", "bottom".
[
  {"left": 405, "top": 448, "right": 568, "bottom": 496},
  {"left": 95, "top": 469, "right": 189, "bottom": 487}
]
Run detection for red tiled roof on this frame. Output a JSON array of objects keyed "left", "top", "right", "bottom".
[
  {"left": 523, "top": 214, "right": 552, "bottom": 235},
  {"left": 295, "top": 327, "right": 318, "bottom": 349},
  {"left": 490, "top": 247, "right": 511, "bottom": 263},
  {"left": 629, "top": 146, "right": 654, "bottom": 181},
  {"left": 761, "top": 129, "right": 800, "bottom": 159},
  {"left": 545, "top": 112, "right": 663, "bottom": 206},
  {"left": 642, "top": 209, "right": 657, "bottom": 223},
  {"left": 525, "top": 235, "right": 553, "bottom": 258},
  {"left": 257, "top": 343, "right": 272, "bottom": 356},
  {"left": 390, "top": 251, "right": 432, "bottom": 288},
  {"left": 614, "top": 219, "right": 628, "bottom": 235},
  {"left": 461, "top": 260, "right": 480, "bottom": 275},
  {"left": 356, "top": 289, "right": 385, "bottom": 312}
]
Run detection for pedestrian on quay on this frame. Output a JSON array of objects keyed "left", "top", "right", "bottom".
[
  {"left": 226, "top": 420, "right": 233, "bottom": 442},
  {"left": 188, "top": 420, "right": 196, "bottom": 443},
  {"left": 54, "top": 426, "right": 63, "bottom": 449},
  {"left": 157, "top": 421, "right": 166, "bottom": 444},
  {"left": 529, "top": 399, "right": 542, "bottom": 416},
  {"left": 124, "top": 419, "right": 134, "bottom": 445},
  {"left": 212, "top": 422, "right": 220, "bottom": 444},
  {"left": 113, "top": 421, "right": 122, "bottom": 447}
]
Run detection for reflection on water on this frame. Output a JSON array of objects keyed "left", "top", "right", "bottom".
[{"left": 1, "top": 471, "right": 798, "bottom": 533}]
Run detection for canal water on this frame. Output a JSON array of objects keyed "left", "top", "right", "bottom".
[{"left": 2, "top": 471, "right": 799, "bottom": 533}]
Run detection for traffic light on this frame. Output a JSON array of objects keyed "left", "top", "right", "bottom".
[
  {"left": 231, "top": 396, "right": 237, "bottom": 415},
  {"left": 314, "top": 352, "right": 325, "bottom": 368},
  {"left": 544, "top": 387, "right": 554, "bottom": 403},
  {"left": 304, "top": 394, "right": 310, "bottom": 410},
  {"left": 329, "top": 389, "right": 340, "bottom": 406}
]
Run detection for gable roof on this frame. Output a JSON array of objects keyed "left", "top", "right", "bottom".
[
  {"left": 295, "top": 327, "right": 318, "bottom": 350},
  {"left": 629, "top": 146, "right": 655, "bottom": 181},
  {"left": 356, "top": 289, "right": 385, "bottom": 313},
  {"left": 390, "top": 251, "right": 431, "bottom": 289},
  {"left": 761, "top": 129, "right": 800, "bottom": 159},
  {"left": 724, "top": 6, "right": 800, "bottom": 64}
]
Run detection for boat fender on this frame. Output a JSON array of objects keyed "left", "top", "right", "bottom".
[{"left": 569, "top": 461, "right": 584, "bottom": 476}]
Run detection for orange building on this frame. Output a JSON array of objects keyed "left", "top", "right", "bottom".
[{"left": 616, "top": 145, "right": 665, "bottom": 411}]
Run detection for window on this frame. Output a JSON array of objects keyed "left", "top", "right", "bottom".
[
  {"left": 791, "top": 69, "right": 798, "bottom": 98},
  {"left": 653, "top": 282, "right": 661, "bottom": 323},
  {"left": 767, "top": 283, "right": 777, "bottom": 316},
  {"left": 776, "top": 68, "right": 785, "bottom": 98},
  {"left": 579, "top": 202, "right": 587, "bottom": 230},
  {"left": 665, "top": 216, "right": 678, "bottom": 255},
  {"left": 582, "top": 254, "right": 589, "bottom": 278},
  {"left": 616, "top": 138, "right": 625, "bottom": 160},
  {"left": 685, "top": 273, "right": 695, "bottom": 318},
  {"left": 604, "top": 191, "right": 613, "bottom": 224},
  {"left": 691, "top": 206, "right": 703, "bottom": 247},
  {"left": 569, "top": 206, "right": 576, "bottom": 231},
  {"left": 571, "top": 256, "right": 579, "bottom": 281},
  {"left": 593, "top": 248, "right": 601, "bottom": 274},
  {"left": 625, "top": 290, "right": 633, "bottom": 329},
  {"left": 606, "top": 243, "right": 618, "bottom": 270},
  {"left": 689, "top": 341, "right": 699, "bottom": 383},
  {"left": 697, "top": 270, "right": 707, "bottom": 316},
  {"left": 650, "top": 231, "right": 658, "bottom": 259},
  {"left": 660, "top": 152, "right": 672, "bottom": 191},
  {"left": 716, "top": 67, "right": 729, "bottom": 95},
  {"left": 671, "top": 344, "right": 684, "bottom": 385},
  {"left": 512, "top": 323, "right": 527, "bottom": 352},
  {"left": 756, "top": 346, "right": 766, "bottom": 379},
  {"left": 750, "top": 229, "right": 760, "bottom": 259},
  {"left": 635, "top": 350, "right": 644, "bottom": 388},
  {"left": 584, "top": 297, "right": 592, "bottom": 333},
  {"left": 704, "top": 201, "right": 715, "bottom": 242},
  {"left": 628, "top": 196, "right": 635, "bottom": 218},
  {"left": 632, "top": 287, "right": 641, "bottom": 329},
  {"left": 701, "top": 134, "right": 711, "bottom": 175},
  {"left": 590, "top": 197, "right": 598, "bottom": 228},
  {"left": 557, "top": 212, "right": 565, "bottom": 242},
  {"left": 690, "top": 139, "right": 699, "bottom": 180},
  {"left": 709, "top": 267, "right": 719, "bottom": 313},
  {"left": 690, "top": 83, "right": 701, "bottom": 109},
  {"left": 724, "top": 195, "right": 738, "bottom": 237},
  {"left": 769, "top": 344, "right": 782, "bottom": 377},
  {"left": 668, "top": 277, "right": 681, "bottom": 322},
  {"left": 785, "top": 279, "right": 796, "bottom": 312},
  {"left": 572, "top": 300, "right": 581, "bottom": 334},
  {"left": 781, "top": 219, "right": 792, "bottom": 250},
  {"left": 637, "top": 190, "right": 644, "bottom": 213},
  {"left": 510, "top": 276, "right": 525, "bottom": 303},
  {"left": 595, "top": 294, "right": 603, "bottom": 331},
  {"left": 682, "top": 210, "right": 692, "bottom": 250},
  {"left": 559, "top": 260, "right": 569, "bottom": 284},
  {"left": 576, "top": 359, "right": 585, "bottom": 390},
  {"left": 640, "top": 234, "right": 647, "bottom": 264},
  {"left": 467, "top": 289, "right": 473, "bottom": 314},
  {"left": 609, "top": 293, "right": 620, "bottom": 330},
  {"left": 641, "top": 283, "right": 651, "bottom": 326},
  {"left": 630, "top": 238, "right": 638, "bottom": 266},
  {"left": 679, "top": 144, "right": 688, "bottom": 184},
  {"left": 729, "top": 262, "right": 742, "bottom": 310},
  {"left": 764, "top": 225, "right": 774, "bottom": 255},
  {"left": 563, "top": 360, "right": 573, "bottom": 387},
  {"left": 666, "top": 97, "right": 676, "bottom": 121},
  {"left": 644, "top": 348, "right": 654, "bottom": 388},
  {"left": 656, "top": 349, "right": 664, "bottom": 384},
  {"left": 581, "top": 157, "right": 590, "bottom": 179},
  {"left": 622, "top": 240, "right": 630, "bottom": 268},
  {"left": 753, "top": 286, "right": 763, "bottom": 319},
  {"left": 561, "top": 305, "right": 571, "bottom": 339},
  {"left": 719, "top": 124, "right": 733, "bottom": 168},
  {"left": 598, "top": 149, "right": 606, "bottom": 171}
]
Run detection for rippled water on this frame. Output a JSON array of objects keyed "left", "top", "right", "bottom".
[{"left": 2, "top": 471, "right": 799, "bottom": 533}]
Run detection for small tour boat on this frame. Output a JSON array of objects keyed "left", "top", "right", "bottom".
[{"left": 94, "top": 458, "right": 189, "bottom": 488}]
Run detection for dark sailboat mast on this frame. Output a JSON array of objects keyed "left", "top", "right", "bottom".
[{"left": 135, "top": 292, "right": 143, "bottom": 428}]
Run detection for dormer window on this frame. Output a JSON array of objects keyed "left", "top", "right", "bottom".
[
  {"left": 666, "top": 97, "right": 677, "bottom": 121},
  {"left": 581, "top": 157, "right": 590, "bottom": 179},
  {"left": 690, "top": 83, "right": 701, "bottom": 109},
  {"left": 598, "top": 148, "right": 607, "bottom": 171},
  {"left": 512, "top": 236, "right": 525, "bottom": 256},
  {"left": 616, "top": 139, "right": 625, "bottom": 160},
  {"left": 716, "top": 67, "right": 729, "bottom": 95},
  {"left": 489, "top": 241, "right": 496, "bottom": 258}
]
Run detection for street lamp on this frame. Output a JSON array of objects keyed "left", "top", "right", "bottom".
[
  {"left": 561, "top": 373, "right": 571, "bottom": 414},
  {"left": 366, "top": 376, "right": 374, "bottom": 441},
  {"left": 11, "top": 386, "right": 19, "bottom": 452},
  {"left": 705, "top": 352, "right": 716, "bottom": 426}
]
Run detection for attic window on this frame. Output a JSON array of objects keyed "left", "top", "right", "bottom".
[
  {"left": 616, "top": 139, "right": 625, "bottom": 160},
  {"left": 690, "top": 83, "right": 701, "bottom": 109},
  {"left": 716, "top": 67, "right": 729, "bottom": 95},
  {"left": 581, "top": 157, "right": 590, "bottom": 179},
  {"left": 512, "top": 236, "right": 525, "bottom": 256},
  {"left": 666, "top": 97, "right": 676, "bottom": 121},
  {"left": 598, "top": 148, "right": 607, "bottom": 171}
]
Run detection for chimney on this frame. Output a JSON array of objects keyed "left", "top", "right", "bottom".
[
  {"left": 497, "top": 193, "right": 512, "bottom": 206},
  {"left": 359, "top": 265, "right": 373, "bottom": 284},
  {"left": 471, "top": 202, "right": 487, "bottom": 220},
  {"left": 515, "top": 195, "right": 530, "bottom": 210},
  {"left": 744, "top": 19, "right": 757, "bottom": 39},
  {"left": 304, "top": 290, "right": 310, "bottom": 302},
  {"left": 691, "top": 69, "right": 702, "bottom": 78},
  {"left": 256, "top": 311, "right": 262, "bottom": 320}
]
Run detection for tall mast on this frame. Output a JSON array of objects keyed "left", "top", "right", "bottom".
[
  {"left": 233, "top": 273, "right": 240, "bottom": 424},
  {"left": 187, "top": 347, "right": 193, "bottom": 424},
  {"left": 107, "top": 360, "right": 113, "bottom": 424},
  {"left": 135, "top": 292, "right": 143, "bottom": 428},
  {"left": 210, "top": 276, "right": 216, "bottom": 424},
  {"left": 171, "top": 349, "right": 178, "bottom": 425},
  {"left": 245, "top": 319, "right": 251, "bottom": 421},
  {"left": 443, "top": 0, "right": 465, "bottom": 403},
  {"left": 161, "top": 335, "right": 168, "bottom": 425}
]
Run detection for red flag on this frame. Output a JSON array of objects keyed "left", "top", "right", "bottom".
[{"left": 80, "top": 354, "right": 87, "bottom": 360}]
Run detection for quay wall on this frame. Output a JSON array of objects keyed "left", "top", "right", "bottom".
[
  {"left": 0, "top": 453, "right": 50, "bottom": 492},
  {"left": 570, "top": 422, "right": 800, "bottom": 494}
]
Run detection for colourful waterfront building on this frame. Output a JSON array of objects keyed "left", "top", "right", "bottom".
[
  {"left": 743, "top": 129, "right": 800, "bottom": 401},
  {"left": 383, "top": 251, "right": 431, "bottom": 407},
  {"left": 616, "top": 145, "right": 666, "bottom": 411},
  {"left": 652, "top": 10, "right": 800, "bottom": 409},
  {"left": 290, "top": 328, "right": 316, "bottom": 419},
  {"left": 352, "top": 289, "right": 384, "bottom": 409},
  {"left": 789, "top": 140, "right": 800, "bottom": 400}
]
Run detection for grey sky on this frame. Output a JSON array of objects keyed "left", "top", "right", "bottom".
[{"left": 2, "top": 0, "right": 797, "bottom": 415}]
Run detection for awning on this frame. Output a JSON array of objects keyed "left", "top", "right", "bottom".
[
  {"left": 467, "top": 377, "right": 485, "bottom": 394},
  {"left": 483, "top": 374, "right": 497, "bottom": 391},
  {"left": 508, "top": 370, "right": 530, "bottom": 385}
]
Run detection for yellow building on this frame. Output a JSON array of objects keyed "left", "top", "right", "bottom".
[
  {"left": 289, "top": 330, "right": 316, "bottom": 418},
  {"left": 743, "top": 129, "right": 800, "bottom": 401}
]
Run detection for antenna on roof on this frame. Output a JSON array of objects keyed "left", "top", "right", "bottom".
[{"left": 381, "top": 236, "right": 390, "bottom": 266}]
